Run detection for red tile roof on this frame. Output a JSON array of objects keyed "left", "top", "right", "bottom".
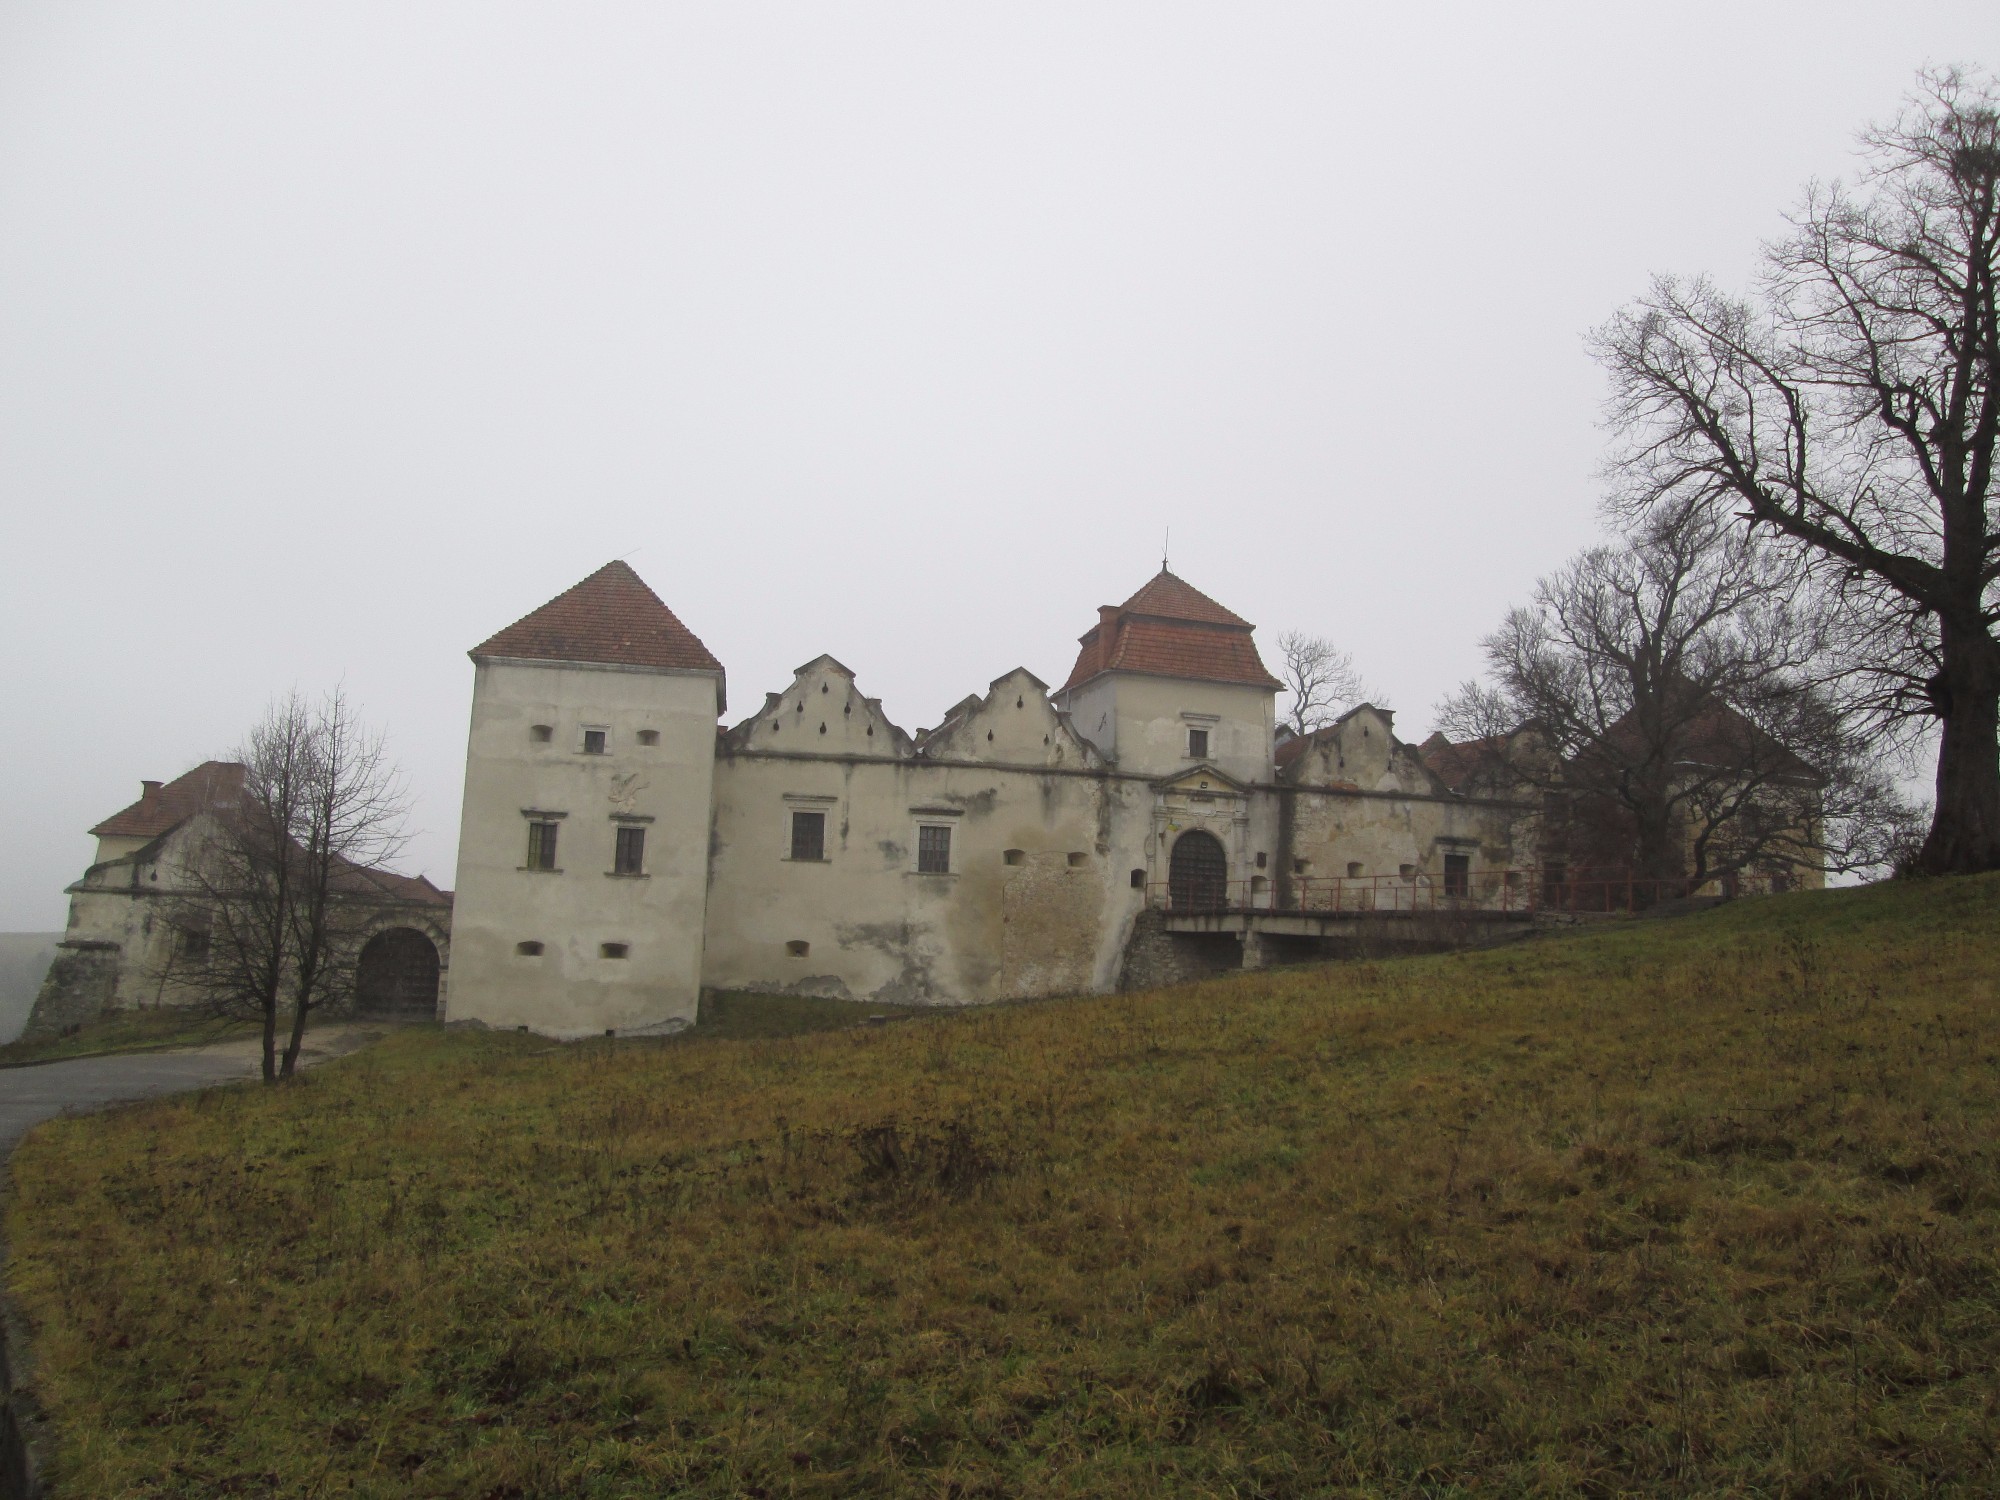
[
  {"left": 1418, "top": 731, "right": 1514, "bottom": 793},
  {"left": 91, "top": 761, "right": 247, "bottom": 839},
  {"left": 1116, "top": 569, "right": 1251, "bottom": 627},
  {"left": 471, "top": 561, "right": 725, "bottom": 679},
  {"left": 1062, "top": 568, "right": 1281, "bottom": 691},
  {"left": 332, "top": 861, "right": 453, "bottom": 908}
]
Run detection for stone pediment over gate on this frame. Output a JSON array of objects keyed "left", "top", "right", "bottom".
[{"left": 1151, "top": 764, "right": 1250, "bottom": 800}]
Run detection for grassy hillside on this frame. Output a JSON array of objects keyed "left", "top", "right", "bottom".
[{"left": 8, "top": 881, "right": 2000, "bottom": 1497}]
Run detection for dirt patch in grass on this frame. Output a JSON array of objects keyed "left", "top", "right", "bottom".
[{"left": 8, "top": 878, "right": 2000, "bottom": 1496}]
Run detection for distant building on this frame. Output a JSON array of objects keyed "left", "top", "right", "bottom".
[
  {"left": 26, "top": 763, "right": 451, "bottom": 1040},
  {"left": 445, "top": 562, "right": 1541, "bottom": 1037}
]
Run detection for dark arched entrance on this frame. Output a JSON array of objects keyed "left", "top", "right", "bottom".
[
  {"left": 1168, "top": 830, "right": 1228, "bottom": 912},
  {"left": 355, "top": 928, "right": 440, "bottom": 1018}
]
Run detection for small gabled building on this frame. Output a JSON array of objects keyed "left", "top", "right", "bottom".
[{"left": 29, "top": 762, "right": 451, "bottom": 1040}]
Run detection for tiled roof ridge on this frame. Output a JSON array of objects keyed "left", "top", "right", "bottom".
[{"left": 90, "top": 760, "right": 248, "bottom": 840}]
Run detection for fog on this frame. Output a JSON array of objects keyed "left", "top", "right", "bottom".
[{"left": 1, "top": 3, "right": 1990, "bottom": 927}]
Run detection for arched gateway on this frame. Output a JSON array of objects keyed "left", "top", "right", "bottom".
[
  {"left": 355, "top": 927, "right": 441, "bottom": 1018},
  {"left": 1168, "top": 830, "right": 1228, "bottom": 913}
]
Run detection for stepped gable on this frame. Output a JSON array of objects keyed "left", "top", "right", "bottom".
[
  {"left": 91, "top": 761, "right": 246, "bottom": 839},
  {"left": 1061, "top": 567, "right": 1282, "bottom": 691},
  {"left": 471, "top": 561, "right": 724, "bottom": 679}
]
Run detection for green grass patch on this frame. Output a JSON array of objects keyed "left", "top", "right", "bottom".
[
  {"left": 9, "top": 880, "right": 2000, "bottom": 1496},
  {"left": 683, "top": 989, "right": 939, "bottom": 1042},
  {"left": 0, "top": 1007, "right": 259, "bottom": 1068}
]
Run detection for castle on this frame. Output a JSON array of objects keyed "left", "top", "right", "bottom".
[{"left": 443, "top": 561, "right": 1538, "bottom": 1036}]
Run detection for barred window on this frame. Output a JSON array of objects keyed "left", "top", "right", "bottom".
[
  {"left": 614, "top": 825, "right": 645, "bottom": 875},
  {"left": 790, "top": 810, "right": 825, "bottom": 862},
  {"left": 917, "top": 824, "right": 952, "bottom": 874},
  {"left": 1187, "top": 728, "right": 1209, "bottom": 759},
  {"left": 526, "top": 820, "right": 559, "bottom": 870},
  {"left": 582, "top": 728, "right": 607, "bottom": 755}
]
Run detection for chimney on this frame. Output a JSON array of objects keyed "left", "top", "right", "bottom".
[{"left": 141, "top": 780, "right": 162, "bottom": 798}]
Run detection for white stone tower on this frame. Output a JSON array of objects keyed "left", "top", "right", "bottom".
[{"left": 446, "top": 561, "right": 725, "bottom": 1037}]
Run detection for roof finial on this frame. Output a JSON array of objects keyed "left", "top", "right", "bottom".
[{"left": 1162, "top": 526, "right": 1170, "bottom": 573}]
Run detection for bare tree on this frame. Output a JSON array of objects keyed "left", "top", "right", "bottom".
[
  {"left": 1438, "top": 505, "right": 1917, "bottom": 886},
  {"left": 1593, "top": 68, "right": 2000, "bottom": 874},
  {"left": 1275, "top": 630, "right": 1368, "bottom": 736},
  {"left": 172, "top": 690, "right": 409, "bottom": 1082}
]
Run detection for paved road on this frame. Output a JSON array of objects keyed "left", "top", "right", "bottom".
[
  {"left": 0, "top": 1026, "right": 385, "bottom": 1157},
  {"left": 0, "top": 1051, "right": 262, "bottom": 1156}
]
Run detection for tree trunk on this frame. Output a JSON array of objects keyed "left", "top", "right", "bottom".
[
  {"left": 279, "top": 989, "right": 310, "bottom": 1078},
  {"left": 1916, "top": 638, "right": 2000, "bottom": 874},
  {"left": 260, "top": 1000, "right": 277, "bottom": 1085}
]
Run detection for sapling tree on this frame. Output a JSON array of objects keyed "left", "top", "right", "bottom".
[{"left": 170, "top": 689, "right": 409, "bottom": 1081}]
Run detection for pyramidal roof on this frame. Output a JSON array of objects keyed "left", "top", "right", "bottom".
[
  {"left": 1062, "top": 567, "right": 1281, "bottom": 692},
  {"left": 1117, "top": 568, "right": 1251, "bottom": 627},
  {"left": 471, "top": 561, "right": 725, "bottom": 681}
]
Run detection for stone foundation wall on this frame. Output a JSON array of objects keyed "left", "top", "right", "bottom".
[
  {"left": 21, "top": 942, "right": 122, "bottom": 1043},
  {"left": 1117, "top": 910, "right": 1244, "bottom": 991}
]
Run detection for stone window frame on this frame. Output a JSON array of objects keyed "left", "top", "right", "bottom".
[
  {"left": 782, "top": 794, "right": 837, "bottom": 863},
  {"left": 1180, "top": 711, "right": 1220, "bottom": 762},
  {"left": 909, "top": 806, "right": 962, "bottom": 876},
  {"left": 611, "top": 822, "right": 648, "bottom": 877},
  {"left": 520, "top": 808, "right": 567, "bottom": 873}
]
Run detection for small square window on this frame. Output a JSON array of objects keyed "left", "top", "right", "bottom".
[
  {"left": 515, "top": 940, "right": 544, "bottom": 956},
  {"left": 614, "top": 825, "right": 645, "bottom": 875},
  {"left": 1399, "top": 864, "right": 1416, "bottom": 879},
  {"left": 175, "top": 928, "right": 210, "bottom": 960},
  {"left": 786, "top": 939, "right": 810, "bottom": 957},
  {"left": 1347, "top": 862, "right": 1364, "bottom": 878},
  {"left": 790, "top": 810, "right": 826, "bottom": 862},
  {"left": 526, "top": 821, "right": 559, "bottom": 870},
  {"left": 636, "top": 729, "right": 660, "bottom": 747},
  {"left": 1187, "top": 728, "right": 1209, "bottom": 759},
  {"left": 582, "top": 728, "right": 607, "bottom": 755},
  {"left": 600, "top": 942, "right": 629, "bottom": 959},
  {"left": 1003, "top": 849, "right": 1025, "bottom": 866},
  {"left": 918, "top": 824, "right": 952, "bottom": 874},
  {"left": 530, "top": 724, "right": 553, "bottom": 743},
  {"left": 1130, "top": 868, "right": 1146, "bottom": 889},
  {"left": 1067, "top": 852, "right": 1087, "bottom": 868}
]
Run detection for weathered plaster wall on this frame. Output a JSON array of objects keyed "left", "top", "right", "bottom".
[
  {"left": 446, "top": 657, "right": 719, "bottom": 1037},
  {"left": 1057, "top": 674, "right": 1276, "bottom": 786},
  {"left": 703, "top": 662, "right": 1148, "bottom": 1005},
  {"left": 1280, "top": 710, "right": 1534, "bottom": 888}
]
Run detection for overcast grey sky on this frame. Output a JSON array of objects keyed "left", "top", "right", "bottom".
[{"left": 1, "top": 4, "right": 1991, "bottom": 929}]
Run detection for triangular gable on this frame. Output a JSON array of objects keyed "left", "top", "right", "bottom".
[
  {"left": 919, "top": 668, "right": 1102, "bottom": 768},
  {"left": 1151, "top": 764, "right": 1252, "bottom": 796},
  {"left": 729, "top": 655, "right": 912, "bottom": 758}
]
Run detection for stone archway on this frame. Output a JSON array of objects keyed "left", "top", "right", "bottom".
[
  {"left": 1168, "top": 830, "right": 1228, "bottom": 913},
  {"left": 355, "top": 927, "right": 441, "bottom": 1018}
]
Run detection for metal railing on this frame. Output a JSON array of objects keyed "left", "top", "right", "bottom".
[{"left": 1147, "top": 868, "right": 1775, "bottom": 918}]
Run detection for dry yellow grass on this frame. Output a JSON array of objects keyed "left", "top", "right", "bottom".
[{"left": 8, "top": 878, "right": 2000, "bottom": 1497}]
